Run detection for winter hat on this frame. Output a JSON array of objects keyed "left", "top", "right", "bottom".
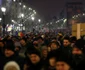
[
  {"left": 47, "top": 51, "right": 56, "bottom": 60},
  {"left": 74, "top": 39, "right": 85, "bottom": 50},
  {"left": 29, "top": 49, "right": 41, "bottom": 57},
  {"left": 56, "top": 52, "right": 73, "bottom": 67},
  {"left": 5, "top": 40, "right": 15, "bottom": 52},
  {"left": 4, "top": 61, "right": 20, "bottom": 70}
]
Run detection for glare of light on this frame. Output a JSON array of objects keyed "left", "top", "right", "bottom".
[
  {"left": 72, "top": 16, "right": 75, "bottom": 19},
  {"left": 23, "top": 5, "right": 26, "bottom": 8},
  {"left": 75, "top": 15, "right": 78, "bottom": 17},
  {"left": 50, "top": 22, "right": 52, "bottom": 24},
  {"left": 46, "top": 23, "right": 49, "bottom": 25},
  {"left": 21, "top": 13, "right": 24, "bottom": 18},
  {"left": 13, "top": 0, "right": 16, "bottom": 2},
  {"left": 0, "top": 18, "right": 2, "bottom": 21},
  {"left": 64, "top": 19, "right": 67, "bottom": 23},
  {"left": 33, "top": 10, "right": 36, "bottom": 14},
  {"left": 29, "top": 8, "right": 32, "bottom": 10},
  {"left": 38, "top": 19, "right": 41, "bottom": 22},
  {"left": 11, "top": 20, "right": 15, "bottom": 22},
  {"left": 83, "top": 13, "right": 85, "bottom": 16},
  {"left": 20, "top": 24, "right": 23, "bottom": 26},
  {"left": 18, "top": 24, "right": 23, "bottom": 26},
  {"left": 19, "top": 2, "right": 22, "bottom": 5},
  {"left": 34, "top": 11, "right": 36, "bottom": 14},
  {"left": 1, "top": 7, "right": 6, "bottom": 12},
  {"left": 31, "top": 17, "right": 35, "bottom": 21},
  {"left": 23, "top": 26, "right": 25, "bottom": 30}
]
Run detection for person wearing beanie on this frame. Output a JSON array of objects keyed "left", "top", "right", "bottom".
[
  {"left": 2, "top": 40, "right": 24, "bottom": 70},
  {"left": 55, "top": 53, "right": 73, "bottom": 70},
  {"left": 72, "top": 39, "right": 85, "bottom": 69},
  {"left": 50, "top": 41, "right": 60, "bottom": 51},
  {"left": 44, "top": 51, "right": 56, "bottom": 70},
  {"left": 26, "top": 49, "right": 44, "bottom": 70}
]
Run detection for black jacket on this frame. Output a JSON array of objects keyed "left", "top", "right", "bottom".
[{"left": 2, "top": 54, "right": 24, "bottom": 70}]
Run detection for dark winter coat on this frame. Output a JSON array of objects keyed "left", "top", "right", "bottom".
[
  {"left": 27, "top": 61, "right": 44, "bottom": 70},
  {"left": 2, "top": 54, "right": 24, "bottom": 70}
]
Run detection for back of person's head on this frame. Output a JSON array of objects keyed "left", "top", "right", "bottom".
[{"left": 4, "top": 61, "right": 20, "bottom": 70}]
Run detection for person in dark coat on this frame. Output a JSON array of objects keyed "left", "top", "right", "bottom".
[
  {"left": 44, "top": 51, "right": 57, "bottom": 70},
  {"left": 2, "top": 40, "right": 24, "bottom": 70},
  {"left": 19, "top": 38, "right": 34, "bottom": 57},
  {"left": 72, "top": 39, "right": 85, "bottom": 69},
  {"left": 27, "top": 49, "right": 44, "bottom": 70},
  {"left": 0, "top": 40, "right": 5, "bottom": 70},
  {"left": 62, "top": 37, "right": 72, "bottom": 57},
  {"left": 55, "top": 50, "right": 73, "bottom": 70}
]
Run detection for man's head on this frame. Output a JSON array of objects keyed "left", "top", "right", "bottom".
[
  {"left": 37, "top": 37, "right": 44, "bottom": 44},
  {"left": 29, "top": 49, "right": 41, "bottom": 64},
  {"left": 5, "top": 49, "right": 15, "bottom": 57},
  {"left": 4, "top": 40, "right": 15, "bottom": 57},
  {"left": 55, "top": 53, "right": 72, "bottom": 70},
  {"left": 72, "top": 39, "right": 85, "bottom": 55},
  {"left": 20, "top": 38, "right": 26, "bottom": 46},
  {"left": 50, "top": 41, "right": 60, "bottom": 50},
  {"left": 63, "top": 37, "right": 71, "bottom": 47}
]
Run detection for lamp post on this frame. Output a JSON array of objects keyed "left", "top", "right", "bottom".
[
  {"left": 21, "top": 13, "right": 24, "bottom": 32},
  {"left": 1, "top": 7, "right": 6, "bottom": 37}
]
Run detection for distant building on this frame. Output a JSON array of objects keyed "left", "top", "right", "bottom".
[
  {"left": 66, "top": 2, "right": 83, "bottom": 19},
  {"left": 66, "top": 2, "right": 83, "bottom": 27}
]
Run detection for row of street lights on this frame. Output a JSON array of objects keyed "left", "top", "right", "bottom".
[
  {"left": 0, "top": 0, "right": 42, "bottom": 36},
  {"left": 1, "top": 7, "right": 6, "bottom": 36}
]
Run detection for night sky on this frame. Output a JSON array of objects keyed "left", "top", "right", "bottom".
[{"left": 24, "top": 0, "right": 85, "bottom": 21}]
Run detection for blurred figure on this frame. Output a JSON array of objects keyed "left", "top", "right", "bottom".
[
  {"left": 45, "top": 51, "right": 56, "bottom": 70},
  {"left": 0, "top": 40, "right": 5, "bottom": 56},
  {"left": 26, "top": 49, "right": 43, "bottom": 70},
  {"left": 72, "top": 39, "right": 85, "bottom": 69},
  {"left": 62, "top": 37, "right": 72, "bottom": 57},
  {"left": 4, "top": 61, "right": 20, "bottom": 70},
  {"left": 55, "top": 52, "right": 73, "bottom": 70},
  {"left": 2, "top": 40, "right": 24, "bottom": 70},
  {"left": 63, "top": 37, "right": 71, "bottom": 47},
  {"left": 70, "top": 36, "right": 77, "bottom": 47},
  {"left": 50, "top": 41, "right": 60, "bottom": 51}
]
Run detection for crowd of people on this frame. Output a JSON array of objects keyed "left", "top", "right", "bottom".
[{"left": 0, "top": 32, "right": 85, "bottom": 70}]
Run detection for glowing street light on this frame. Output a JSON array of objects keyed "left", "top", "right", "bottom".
[
  {"left": 38, "top": 19, "right": 41, "bottom": 22},
  {"left": 21, "top": 13, "right": 24, "bottom": 18},
  {"left": 23, "top": 5, "right": 26, "bottom": 8},
  {"left": 13, "top": 0, "right": 16, "bottom": 2},
  {"left": 31, "top": 17, "right": 35, "bottom": 21},
  {"left": 0, "top": 18, "right": 2, "bottom": 21},
  {"left": 19, "top": 2, "right": 22, "bottom": 5},
  {"left": 29, "top": 8, "right": 32, "bottom": 10},
  {"left": 1, "top": 7, "right": 6, "bottom": 13},
  {"left": 11, "top": 20, "right": 14, "bottom": 22},
  {"left": 64, "top": 19, "right": 67, "bottom": 23}
]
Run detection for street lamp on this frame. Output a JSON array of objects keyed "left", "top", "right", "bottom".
[
  {"left": 19, "top": 2, "right": 22, "bottom": 5},
  {"left": 13, "top": 0, "right": 16, "bottom": 2},
  {"left": 38, "top": 19, "right": 41, "bottom": 23},
  {"left": 1, "top": 7, "right": 6, "bottom": 36},
  {"left": 1, "top": 7, "right": 6, "bottom": 13},
  {"left": 21, "top": 13, "right": 24, "bottom": 31},
  {"left": 0, "top": 18, "right": 2, "bottom": 21},
  {"left": 21, "top": 13, "right": 24, "bottom": 18},
  {"left": 23, "top": 5, "right": 26, "bottom": 8},
  {"left": 31, "top": 17, "right": 35, "bottom": 21}
]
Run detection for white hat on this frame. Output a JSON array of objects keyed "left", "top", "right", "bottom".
[{"left": 4, "top": 61, "right": 20, "bottom": 70}]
